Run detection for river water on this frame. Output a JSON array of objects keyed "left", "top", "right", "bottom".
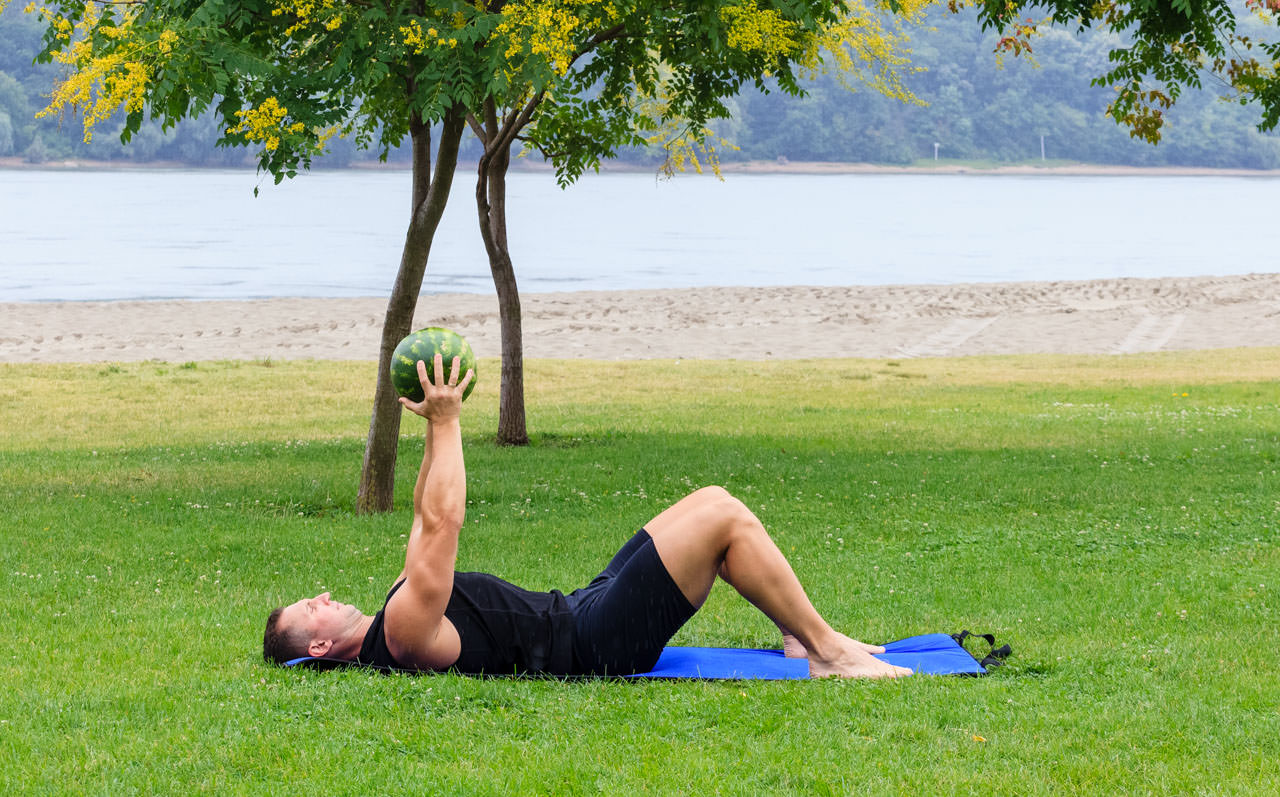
[{"left": 1, "top": 168, "right": 1276, "bottom": 301}]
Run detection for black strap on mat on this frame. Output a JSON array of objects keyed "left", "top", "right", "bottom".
[{"left": 951, "top": 630, "right": 1012, "bottom": 673}]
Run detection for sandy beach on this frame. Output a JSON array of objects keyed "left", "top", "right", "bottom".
[{"left": 3, "top": 273, "right": 1279, "bottom": 362}]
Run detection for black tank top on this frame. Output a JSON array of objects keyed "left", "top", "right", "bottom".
[{"left": 357, "top": 573, "right": 575, "bottom": 676}]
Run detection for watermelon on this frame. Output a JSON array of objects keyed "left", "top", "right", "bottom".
[{"left": 390, "top": 327, "right": 478, "bottom": 402}]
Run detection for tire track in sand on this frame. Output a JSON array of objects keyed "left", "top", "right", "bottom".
[
  {"left": 894, "top": 316, "right": 1001, "bottom": 358},
  {"left": 1111, "top": 313, "right": 1186, "bottom": 354}
]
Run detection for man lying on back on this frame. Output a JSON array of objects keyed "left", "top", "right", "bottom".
[{"left": 264, "top": 355, "right": 908, "bottom": 679}]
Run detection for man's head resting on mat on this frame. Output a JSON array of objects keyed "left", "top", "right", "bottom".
[{"left": 263, "top": 591, "right": 365, "bottom": 664}]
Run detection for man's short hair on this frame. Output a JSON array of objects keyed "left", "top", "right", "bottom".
[{"left": 263, "top": 606, "right": 308, "bottom": 665}]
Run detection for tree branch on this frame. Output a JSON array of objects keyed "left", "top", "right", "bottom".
[
  {"left": 478, "top": 97, "right": 500, "bottom": 180},
  {"left": 568, "top": 24, "right": 628, "bottom": 70},
  {"left": 465, "top": 112, "right": 487, "bottom": 143},
  {"left": 500, "top": 102, "right": 523, "bottom": 139},
  {"left": 492, "top": 89, "right": 545, "bottom": 157},
  {"left": 518, "top": 136, "right": 564, "bottom": 162},
  {"left": 482, "top": 24, "right": 628, "bottom": 161},
  {"left": 483, "top": 97, "right": 499, "bottom": 140}
]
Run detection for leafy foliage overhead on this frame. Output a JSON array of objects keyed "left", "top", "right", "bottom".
[
  {"left": 13, "top": 0, "right": 927, "bottom": 184},
  {"left": 965, "top": 0, "right": 1280, "bottom": 142}
]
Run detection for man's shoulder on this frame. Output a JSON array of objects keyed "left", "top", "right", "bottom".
[{"left": 383, "top": 578, "right": 461, "bottom": 670}]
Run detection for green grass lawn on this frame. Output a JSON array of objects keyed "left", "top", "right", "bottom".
[{"left": 2, "top": 352, "right": 1277, "bottom": 794}]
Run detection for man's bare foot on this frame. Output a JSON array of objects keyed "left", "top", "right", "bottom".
[{"left": 807, "top": 632, "right": 911, "bottom": 679}]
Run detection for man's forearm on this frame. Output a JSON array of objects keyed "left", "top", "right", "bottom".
[
  {"left": 421, "top": 417, "right": 466, "bottom": 531},
  {"left": 412, "top": 418, "right": 434, "bottom": 516}
]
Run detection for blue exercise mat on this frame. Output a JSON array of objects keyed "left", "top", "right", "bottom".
[
  {"left": 629, "top": 633, "right": 988, "bottom": 679},
  {"left": 285, "top": 632, "right": 1003, "bottom": 678}
]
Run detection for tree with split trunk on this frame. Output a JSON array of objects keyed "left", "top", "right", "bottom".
[{"left": 463, "top": 0, "right": 937, "bottom": 445}]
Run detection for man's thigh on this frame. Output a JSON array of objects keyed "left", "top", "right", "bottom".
[{"left": 643, "top": 486, "right": 740, "bottom": 607}]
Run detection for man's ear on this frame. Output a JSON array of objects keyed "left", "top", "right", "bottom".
[{"left": 308, "top": 638, "right": 332, "bottom": 657}]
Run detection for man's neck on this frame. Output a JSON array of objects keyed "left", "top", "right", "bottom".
[{"left": 329, "top": 614, "right": 376, "bottom": 660}]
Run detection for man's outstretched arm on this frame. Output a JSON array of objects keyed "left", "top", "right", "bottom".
[{"left": 385, "top": 354, "right": 474, "bottom": 667}]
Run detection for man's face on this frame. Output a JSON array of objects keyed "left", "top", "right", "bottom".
[{"left": 279, "top": 592, "right": 362, "bottom": 653}]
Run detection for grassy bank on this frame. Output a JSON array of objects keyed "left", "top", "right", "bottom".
[{"left": 2, "top": 353, "right": 1277, "bottom": 793}]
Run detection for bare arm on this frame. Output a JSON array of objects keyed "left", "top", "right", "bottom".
[
  {"left": 392, "top": 411, "right": 434, "bottom": 584},
  {"left": 415, "top": 413, "right": 466, "bottom": 552},
  {"left": 385, "top": 354, "right": 474, "bottom": 667}
]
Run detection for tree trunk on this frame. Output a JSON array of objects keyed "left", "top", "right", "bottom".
[
  {"left": 356, "top": 111, "right": 466, "bottom": 513},
  {"left": 476, "top": 134, "right": 529, "bottom": 445}
]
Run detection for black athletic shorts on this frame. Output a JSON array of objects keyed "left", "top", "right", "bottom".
[{"left": 564, "top": 528, "right": 697, "bottom": 676}]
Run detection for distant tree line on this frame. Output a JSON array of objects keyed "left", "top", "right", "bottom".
[
  {"left": 710, "top": 5, "right": 1280, "bottom": 168},
  {"left": 3, "top": 4, "right": 1278, "bottom": 169}
]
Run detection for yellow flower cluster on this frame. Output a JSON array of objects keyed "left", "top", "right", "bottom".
[
  {"left": 315, "top": 125, "right": 339, "bottom": 149},
  {"left": 797, "top": 0, "right": 931, "bottom": 103},
  {"left": 719, "top": 1, "right": 799, "bottom": 58},
  {"left": 400, "top": 18, "right": 457, "bottom": 54},
  {"left": 657, "top": 131, "right": 727, "bottom": 178},
  {"left": 497, "top": 0, "right": 617, "bottom": 74},
  {"left": 23, "top": 3, "right": 77, "bottom": 42},
  {"left": 158, "top": 30, "right": 179, "bottom": 55},
  {"left": 401, "top": 19, "right": 427, "bottom": 51},
  {"left": 230, "top": 97, "right": 304, "bottom": 151},
  {"left": 270, "top": 0, "right": 342, "bottom": 37},
  {"left": 631, "top": 75, "right": 737, "bottom": 180},
  {"left": 35, "top": 4, "right": 158, "bottom": 142}
]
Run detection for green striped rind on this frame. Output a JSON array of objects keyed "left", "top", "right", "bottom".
[{"left": 389, "top": 327, "right": 478, "bottom": 402}]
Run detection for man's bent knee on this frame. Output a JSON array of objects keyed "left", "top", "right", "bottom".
[
  {"left": 652, "top": 486, "right": 760, "bottom": 547},
  {"left": 693, "top": 485, "right": 755, "bottom": 511},
  {"left": 704, "top": 489, "right": 761, "bottom": 532},
  {"left": 691, "top": 484, "right": 732, "bottom": 501}
]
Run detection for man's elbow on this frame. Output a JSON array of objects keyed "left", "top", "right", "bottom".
[{"left": 421, "top": 508, "right": 465, "bottom": 537}]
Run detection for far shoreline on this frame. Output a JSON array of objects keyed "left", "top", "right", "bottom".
[{"left": 4, "top": 155, "right": 1280, "bottom": 178}]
